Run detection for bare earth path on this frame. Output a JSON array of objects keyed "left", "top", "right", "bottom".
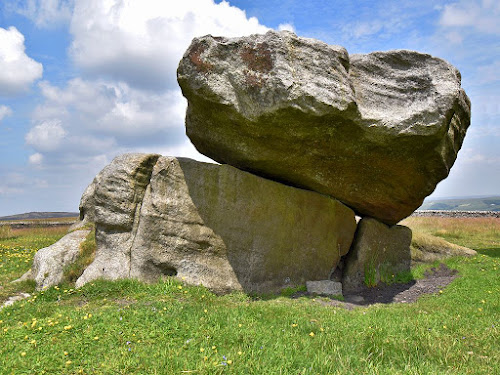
[{"left": 310, "top": 263, "right": 459, "bottom": 309}]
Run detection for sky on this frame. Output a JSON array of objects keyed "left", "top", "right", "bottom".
[{"left": 0, "top": 0, "right": 498, "bottom": 216}]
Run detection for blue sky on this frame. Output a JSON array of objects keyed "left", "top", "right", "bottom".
[{"left": 0, "top": 0, "right": 498, "bottom": 216}]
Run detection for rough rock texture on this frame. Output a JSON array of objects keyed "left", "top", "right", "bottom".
[
  {"left": 342, "top": 217, "right": 412, "bottom": 292},
  {"left": 306, "top": 280, "right": 343, "bottom": 296},
  {"left": 18, "top": 229, "right": 90, "bottom": 290},
  {"left": 177, "top": 30, "right": 471, "bottom": 225},
  {"left": 76, "top": 153, "right": 356, "bottom": 293},
  {"left": 0, "top": 293, "right": 31, "bottom": 310}
]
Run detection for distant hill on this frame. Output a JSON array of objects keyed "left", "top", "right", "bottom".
[
  {"left": 0, "top": 212, "right": 79, "bottom": 221},
  {"left": 419, "top": 197, "right": 500, "bottom": 211}
]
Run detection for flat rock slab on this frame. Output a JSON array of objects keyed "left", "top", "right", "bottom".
[
  {"left": 178, "top": 30, "right": 471, "bottom": 225},
  {"left": 76, "top": 154, "right": 357, "bottom": 293},
  {"left": 306, "top": 280, "right": 342, "bottom": 296}
]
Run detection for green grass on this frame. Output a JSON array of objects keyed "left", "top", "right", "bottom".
[
  {"left": 0, "top": 218, "right": 499, "bottom": 374},
  {"left": 63, "top": 225, "right": 97, "bottom": 283},
  {"left": 0, "top": 225, "right": 13, "bottom": 240},
  {"left": 0, "top": 226, "right": 68, "bottom": 304}
]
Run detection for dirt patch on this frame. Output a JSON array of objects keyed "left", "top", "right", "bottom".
[{"left": 307, "top": 263, "right": 458, "bottom": 309}]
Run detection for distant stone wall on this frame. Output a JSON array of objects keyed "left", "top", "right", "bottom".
[
  {"left": 412, "top": 210, "right": 500, "bottom": 218},
  {"left": 0, "top": 221, "right": 76, "bottom": 229}
]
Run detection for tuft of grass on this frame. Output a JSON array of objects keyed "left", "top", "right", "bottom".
[
  {"left": 0, "top": 225, "right": 13, "bottom": 240},
  {"left": 63, "top": 225, "right": 96, "bottom": 283},
  {"left": 363, "top": 259, "right": 378, "bottom": 287},
  {"left": 409, "top": 230, "right": 476, "bottom": 264},
  {"left": 402, "top": 217, "right": 499, "bottom": 249},
  {"left": 280, "top": 284, "right": 307, "bottom": 297}
]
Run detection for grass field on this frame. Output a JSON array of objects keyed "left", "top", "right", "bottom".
[{"left": 0, "top": 218, "right": 498, "bottom": 374}]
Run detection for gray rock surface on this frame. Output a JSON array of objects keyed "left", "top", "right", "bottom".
[
  {"left": 76, "top": 154, "right": 357, "bottom": 293},
  {"left": 177, "top": 30, "right": 471, "bottom": 225},
  {"left": 18, "top": 229, "right": 90, "bottom": 290},
  {"left": 306, "top": 280, "right": 343, "bottom": 296},
  {"left": 342, "top": 217, "right": 412, "bottom": 292},
  {"left": 0, "top": 293, "right": 31, "bottom": 310}
]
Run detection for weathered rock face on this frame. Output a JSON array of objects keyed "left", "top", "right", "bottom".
[
  {"left": 76, "top": 154, "right": 357, "bottom": 293},
  {"left": 18, "top": 229, "right": 91, "bottom": 290},
  {"left": 342, "top": 217, "right": 412, "bottom": 292},
  {"left": 177, "top": 30, "right": 471, "bottom": 225},
  {"left": 306, "top": 280, "right": 342, "bottom": 296}
]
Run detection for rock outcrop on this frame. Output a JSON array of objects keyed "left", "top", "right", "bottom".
[
  {"left": 18, "top": 229, "right": 91, "bottom": 290},
  {"left": 75, "top": 154, "right": 357, "bottom": 293},
  {"left": 23, "top": 31, "right": 474, "bottom": 294},
  {"left": 342, "top": 217, "right": 412, "bottom": 292},
  {"left": 178, "top": 30, "right": 471, "bottom": 225}
]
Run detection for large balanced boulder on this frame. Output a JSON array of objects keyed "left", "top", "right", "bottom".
[
  {"left": 75, "top": 154, "right": 356, "bottom": 293},
  {"left": 177, "top": 30, "right": 471, "bottom": 225}
]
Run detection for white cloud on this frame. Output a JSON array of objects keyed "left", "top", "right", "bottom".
[
  {"left": 19, "top": 0, "right": 273, "bottom": 212},
  {"left": 348, "top": 21, "right": 383, "bottom": 38},
  {"left": 29, "top": 152, "right": 44, "bottom": 165},
  {"left": 69, "top": 0, "right": 269, "bottom": 90},
  {"left": 0, "top": 173, "right": 26, "bottom": 195},
  {"left": 444, "top": 31, "right": 464, "bottom": 45},
  {"left": 25, "top": 119, "right": 67, "bottom": 152},
  {"left": 12, "top": 0, "right": 73, "bottom": 28},
  {"left": 278, "top": 23, "right": 295, "bottom": 32},
  {"left": 34, "top": 179, "right": 49, "bottom": 188},
  {"left": 440, "top": 0, "right": 500, "bottom": 35},
  {"left": 33, "top": 78, "right": 186, "bottom": 146},
  {"left": 476, "top": 61, "right": 500, "bottom": 84},
  {"left": 0, "top": 105, "right": 12, "bottom": 121},
  {"left": 0, "top": 26, "right": 43, "bottom": 96}
]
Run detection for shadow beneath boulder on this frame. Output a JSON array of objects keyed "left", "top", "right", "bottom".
[
  {"left": 343, "top": 263, "right": 458, "bottom": 306},
  {"left": 263, "top": 263, "right": 459, "bottom": 309}
]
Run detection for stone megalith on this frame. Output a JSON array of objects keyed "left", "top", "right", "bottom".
[
  {"left": 75, "top": 154, "right": 357, "bottom": 293},
  {"left": 177, "top": 30, "right": 471, "bottom": 225},
  {"left": 342, "top": 217, "right": 412, "bottom": 292}
]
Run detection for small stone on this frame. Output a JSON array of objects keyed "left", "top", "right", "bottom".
[
  {"left": 306, "top": 280, "right": 342, "bottom": 296},
  {"left": 346, "top": 295, "right": 365, "bottom": 303}
]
